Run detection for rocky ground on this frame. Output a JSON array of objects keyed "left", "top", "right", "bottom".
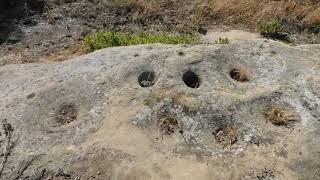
[{"left": 0, "top": 40, "right": 320, "bottom": 179}]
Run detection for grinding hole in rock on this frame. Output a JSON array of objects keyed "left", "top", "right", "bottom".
[
  {"left": 159, "top": 116, "right": 179, "bottom": 135},
  {"left": 214, "top": 127, "right": 238, "bottom": 146},
  {"left": 263, "top": 106, "right": 298, "bottom": 126},
  {"left": 27, "top": 92, "right": 36, "bottom": 99},
  {"left": 56, "top": 102, "right": 78, "bottom": 125},
  {"left": 138, "top": 71, "right": 156, "bottom": 87},
  {"left": 182, "top": 70, "right": 200, "bottom": 88},
  {"left": 178, "top": 51, "right": 185, "bottom": 56},
  {"left": 229, "top": 67, "right": 249, "bottom": 82}
]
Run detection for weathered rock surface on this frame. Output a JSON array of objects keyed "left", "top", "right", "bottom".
[{"left": 0, "top": 40, "right": 320, "bottom": 179}]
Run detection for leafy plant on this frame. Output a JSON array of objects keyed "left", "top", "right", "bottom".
[
  {"left": 258, "top": 19, "right": 283, "bottom": 36},
  {"left": 84, "top": 31, "right": 200, "bottom": 51},
  {"left": 257, "top": 19, "right": 291, "bottom": 42}
]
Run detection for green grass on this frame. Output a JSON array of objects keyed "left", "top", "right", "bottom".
[
  {"left": 258, "top": 19, "right": 283, "bottom": 35},
  {"left": 214, "top": 37, "right": 230, "bottom": 44},
  {"left": 84, "top": 31, "right": 200, "bottom": 51}
]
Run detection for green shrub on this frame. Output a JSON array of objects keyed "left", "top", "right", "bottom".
[
  {"left": 258, "top": 19, "right": 283, "bottom": 35},
  {"left": 84, "top": 31, "right": 200, "bottom": 51},
  {"left": 214, "top": 37, "right": 230, "bottom": 44}
]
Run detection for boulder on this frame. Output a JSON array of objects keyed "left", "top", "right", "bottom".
[{"left": 0, "top": 40, "right": 320, "bottom": 179}]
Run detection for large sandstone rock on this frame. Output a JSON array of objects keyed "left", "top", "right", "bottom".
[{"left": 0, "top": 40, "right": 320, "bottom": 179}]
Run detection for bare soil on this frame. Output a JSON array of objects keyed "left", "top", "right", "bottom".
[{"left": 0, "top": 0, "right": 319, "bottom": 65}]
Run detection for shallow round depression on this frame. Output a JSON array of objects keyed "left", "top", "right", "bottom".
[
  {"left": 138, "top": 71, "right": 156, "bottom": 87},
  {"left": 229, "top": 67, "right": 250, "bottom": 82},
  {"left": 182, "top": 70, "right": 200, "bottom": 88},
  {"left": 56, "top": 102, "right": 79, "bottom": 125}
]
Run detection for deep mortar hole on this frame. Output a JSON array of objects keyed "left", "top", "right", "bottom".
[
  {"left": 229, "top": 67, "right": 249, "bottom": 82},
  {"left": 182, "top": 70, "right": 200, "bottom": 88},
  {"left": 138, "top": 71, "right": 156, "bottom": 87},
  {"left": 178, "top": 51, "right": 185, "bottom": 56},
  {"left": 56, "top": 102, "right": 78, "bottom": 125}
]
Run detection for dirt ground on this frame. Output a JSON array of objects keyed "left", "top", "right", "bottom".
[{"left": 0, "top": 0, "right": 319, "bottom": 66}]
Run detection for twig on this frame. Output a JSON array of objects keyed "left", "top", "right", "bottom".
[
  {"left": 147, "top": 72, "right": 152, "bottom": 82},
  {"left": 33, "top": 169, "right": 46, "bottom": 180},
  {"left": 0, "top": 119, "right": 15, "bottom": 178},
  {"left": 11, "top": 155, "right": 40, "bottom": 180}
]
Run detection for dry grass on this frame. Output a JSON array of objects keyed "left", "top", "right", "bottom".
[
  {"left": 215, "top": 127, "right": 238, "bottom": 147},
  {"left": 110, "top": 0, "right": 161, "bottom": 23},
  {"left": 56, "top": 102, "right": 78, "bottom": 125},
  {"left": 159, "top": 116, "right": 179, "bottom": 135},
  {"left": 201, "top": 0, "right": 319, "bottom": 28},
  {"left": 264, "top": 106, "right": 298, "bottom": 126},
  {"left": 109, "top": 0, "right": 319, "bottom": 33},
  {"left": 230, "top": 66, "right": 250, "bottom": 82},
  {"left": 303, "top": 7, "right": 320, "bottom": 26}
]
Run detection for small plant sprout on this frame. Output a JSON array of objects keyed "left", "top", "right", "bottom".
[
  {"left": 258, "top": 19, "right": 283, "bottom": 36},
  {"left": 215, "top": 37, "right": 230, "bottom": 44}
]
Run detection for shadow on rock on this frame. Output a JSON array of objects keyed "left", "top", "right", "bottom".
[{"left": 0, "top": 0, "right": 45, "bottom": 44}]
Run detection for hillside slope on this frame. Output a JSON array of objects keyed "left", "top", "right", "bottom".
[{"left": 0, "top": 0, "right": 319, "bottom": 65}]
